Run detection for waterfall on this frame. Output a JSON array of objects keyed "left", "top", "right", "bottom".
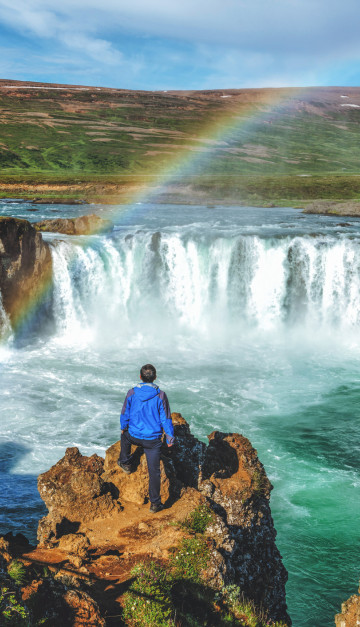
[
  {"left": 46, "top": 231, "right": 360, "bottom": 339},
  {"left": 0, "top": 293, "right": 12, "bottom": 343}
]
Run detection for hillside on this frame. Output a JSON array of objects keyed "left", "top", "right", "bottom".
[{"left": 1, "top": 80, "right": 360, "bottom": 204}]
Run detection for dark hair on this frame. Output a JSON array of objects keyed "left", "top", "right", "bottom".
[{"left": 140, "top": 364, "right": 157, "bottom": 383}]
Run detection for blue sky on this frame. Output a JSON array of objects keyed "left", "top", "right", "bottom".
[{"left": 0, "top": 0, "right": 359, "bottom": 90}]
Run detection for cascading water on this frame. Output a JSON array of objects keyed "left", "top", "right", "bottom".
[
  {"left": 49, "top": 231, "right": 360, "bottom": 339},
  {"left": 1, "top": 204, "right": 359, "bottom": 627}
]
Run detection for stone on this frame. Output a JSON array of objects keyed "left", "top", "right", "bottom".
[
  {"left": 58, "top": 533, "right": 90, "bottom": 557},
  {"left": 37, "top": 447, "right": 122, "bottom": 545},
  {"left": 63, "top": 589, "right": 105, "bottom": 626},
  {"left": 335, "top": 584, "right": 360, "bottom": 627},
  {"left": 33, "top": 214, "right": 112, "bottom": 235}
]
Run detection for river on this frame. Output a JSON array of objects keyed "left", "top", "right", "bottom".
[{"left": 0, "top": 202, "right": 359, "bottom": 626}]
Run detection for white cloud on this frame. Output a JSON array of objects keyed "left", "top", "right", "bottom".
[{"left": 0, "top": 0, "right": 359, "bottom": 88}]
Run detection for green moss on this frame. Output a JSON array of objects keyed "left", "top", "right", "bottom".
[
  {"left": 7, "top": 561, "right": 27, "bottom": 587},
  {"left": 180, "top": 504, "right": 214, "bottom": 534}
]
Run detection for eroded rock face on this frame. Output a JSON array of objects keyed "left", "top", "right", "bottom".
[
  {"left": 34, "top": 214, "right": 112, "bottom": 235},
  {"left": 36, "top": 414, "right": 291, "bottom": 624},
  {"left": 0, "top": 217, "right": 52, "bottom": 325},
  {"left": 200, "top": 432, "right": 287, "bottom": 619},
  {"left": 37, "top": 447, "right": 122, "bottom": 545},
  {"left": 335, "top": 585, "right": 360, "bottom": 626}
]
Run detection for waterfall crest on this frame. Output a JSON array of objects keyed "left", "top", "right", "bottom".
[{"left": 47, "top": 231, "right": 360, "bottom": 339}]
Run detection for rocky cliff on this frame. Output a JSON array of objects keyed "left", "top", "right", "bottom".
[
  {"left": 0, "top": 414, "right": 291, "bottom": 626},
  {"left": 0, "top": 217, "right": 52, "bottom": 327},
  {"left": 335, "top": 585, "right": 360, "bottom": 626}
]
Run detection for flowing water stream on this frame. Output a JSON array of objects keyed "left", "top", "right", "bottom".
[{"left": 0, "top": 203, "right": 359, "bottom": 626}]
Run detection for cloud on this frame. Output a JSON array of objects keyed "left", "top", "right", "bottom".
[{"left": 0, "top": 0, "right": 359, "bottom": 88}]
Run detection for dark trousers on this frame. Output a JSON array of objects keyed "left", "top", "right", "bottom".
[{"left": 120, "top": 430, "right": 162, "bottom": 505}]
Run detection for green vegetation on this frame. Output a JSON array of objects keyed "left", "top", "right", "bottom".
[
  {"left": 122, "top": 505, "right": 288, "bottom": 626},
  {"left": 0, "top": 587, "right": 29, "bottom": 625},
  {"left": 180, "top": 503, "right": 214, "bottom": 534},
  {"left": 7, "top": 561, "right": 27, "bottom": 587},
  {"left": 123, "top": 562, "right": 174, "bottom": 627},
  {"left": 170, "top": 536, "right": 210, "bottom": 583},
  {"left": 1, "top": 85, "right": 360, "bottom": 204},
  {"left": 123, "top": 560, "right": 288, "bottom": 627}
]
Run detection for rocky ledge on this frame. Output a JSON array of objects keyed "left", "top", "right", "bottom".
[
  {"left": 0, "top": 217, "right": 52, "bottom": 326},
  {"left": 0, "top": 414, "right": 291, "bottom": 626},
  {"left": 303, "top": 200, "right": 360, "bottom": 217},
  {"left": 33, "top": 214, "right": 112, "bottom": 235},
  {"left": 335, "top": 585, "right": 360, "bottom": 626}
]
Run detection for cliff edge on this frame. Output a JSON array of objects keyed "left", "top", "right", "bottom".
[
  {"left": 0, "top": 217, "right": 52, "bottom": 328},
  {"left": 0, "top": 414, "right": 291, "bottom": 626}
]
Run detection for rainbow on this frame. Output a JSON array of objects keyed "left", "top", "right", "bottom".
[{"left": 0, "top": 87, "right": 304, "bottom": 344}]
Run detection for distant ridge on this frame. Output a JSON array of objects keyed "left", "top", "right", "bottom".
[{"left": 1, "top": 80, "right": 360, "bottom": 205}]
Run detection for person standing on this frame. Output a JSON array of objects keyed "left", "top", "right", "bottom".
[{"left": 119, "top": 364, "right": 174, "bottom": 513}]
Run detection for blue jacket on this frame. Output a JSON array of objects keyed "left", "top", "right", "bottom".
[{"left": 120, "top": 382, "right": 175, "bottom": 444}]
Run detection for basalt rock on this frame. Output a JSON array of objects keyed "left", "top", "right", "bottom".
[
  {"left": 200, "top": 432, "right": 286, "bottom": 618},
  {"left": 36, "top": 413, "right": 291, "bottom": 625},
  {"left": 34, "top": 214, "right": 112, "bottom": 235},
  {"left": 335, "top": 584, "right": 360, "bottom": 626},
  {"left": 0, "top": 217, "right": 52, "bottom": 326}
]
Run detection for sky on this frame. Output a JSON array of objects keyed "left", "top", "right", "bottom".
[{"left": 0, "top": 0, "right": 359, "bottom": 90}]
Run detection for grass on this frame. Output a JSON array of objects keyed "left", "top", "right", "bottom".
[
  {"left": 1, "top": 85, "right": 360, "bottom": 205},
  {"left": 179, "top": 503, "right": 214, "bottom": 534},
  {"left": 7, "top": 561, "right": 27, "bottom": 587},
  {"left": 122, "top": 505, "right": 289, "bottom": 626},
  {"left": 122, "top": 561, "right": 289, "bottom": 627}
]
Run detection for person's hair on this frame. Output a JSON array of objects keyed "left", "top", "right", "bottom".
[{"left": 140, "top": 364, "right": 157, "bottom": 383}]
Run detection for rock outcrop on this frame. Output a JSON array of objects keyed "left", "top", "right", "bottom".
[
  {"left": 335, "top": 585, "right": 360, "bottom": 626},
  {"left": 34, "top": 214, "right": 112, "bottom": 235},
  {"left": 0, "top": 533, "right": 105, "bottom": 626},
  {"left": 33, "top": 413, "right": 291, "bottom": 625},
  {"left": 0, "top": 217, "right": 52, "bottom": 326},
  {"left": 303, "top": 200, "right": 360, "bottom": 217}
]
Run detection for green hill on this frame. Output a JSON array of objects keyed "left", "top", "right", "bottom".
[{"left": 1, "top": 80, "right": 360, "bottom": 205}]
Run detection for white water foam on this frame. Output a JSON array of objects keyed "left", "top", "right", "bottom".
[{"left": 47, "top": 232, "right": 360, "bottom": 344}]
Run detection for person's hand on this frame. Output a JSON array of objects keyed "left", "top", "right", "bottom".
[{"left": 167, "top": 443, "right": 173, "bottom": 447}]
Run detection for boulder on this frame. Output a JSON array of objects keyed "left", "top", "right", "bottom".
[
  {"left": 33, "top": 214, "right": 112, "bottom": 235},
  {"left": 63, "top": 589, "right": 106, "bottom": 626},
  {"left": 37, "top": 447, "right": 122, "bottom": 545}
]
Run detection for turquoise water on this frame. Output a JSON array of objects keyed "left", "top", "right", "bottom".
[{"left": 0, "top": 203, "right": 359, "bottom": 626}]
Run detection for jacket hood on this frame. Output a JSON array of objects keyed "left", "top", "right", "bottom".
[{"left": 134, "top": 382, "right": 159, "bottom": 402}]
